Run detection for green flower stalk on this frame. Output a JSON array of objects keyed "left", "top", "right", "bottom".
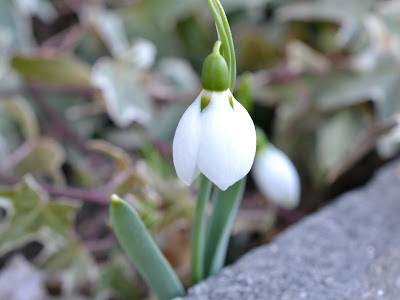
[
  {"left": 110, "top": 2, "right": 253, "bottom": 299},
  {"left": 173, "top": 0, "right": 255, "bottom": 284}
]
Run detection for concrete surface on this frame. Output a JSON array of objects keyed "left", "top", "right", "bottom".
[{"left": 178, "top": 160, "right": 400, "bottom": 300}]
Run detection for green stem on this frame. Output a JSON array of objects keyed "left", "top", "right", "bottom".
[
  {"left": 212, "top": 40, "right": 222, "bottom": 54},
  {"left": 110, "top": 195, "right": 184, "bottom": 300},
  {"left": 204, "top": 178, "right": 246, "bottom": 277},
  {"left": 191, "top": 175, "right": 213, "bottom": 284},
  {"left": 207, "top": 0, "right": 231, "bottom": 84},
  {"left": 202, "top": 0, "right": 243, "bottom": 279},
  {"left": 214, "top": 0, "right": 236, "bottom": 91}
]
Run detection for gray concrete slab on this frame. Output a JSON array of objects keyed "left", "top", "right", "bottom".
[{"left": 178, "top": 160, "right": 400, "bottom": 300}]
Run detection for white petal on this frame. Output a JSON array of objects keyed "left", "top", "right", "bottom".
[
  {"left": 252, "top": 146, "right": 300, "bottom": 209},
  {"left": 172, "top": 93, "right": 202, "bottom": 186},
  {"left": 198, "top": 90, "right": 256, "bottom": 190}
]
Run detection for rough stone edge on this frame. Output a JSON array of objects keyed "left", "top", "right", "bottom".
[{"left": 177, "top": 159, "right": 400, "bottom": 300}]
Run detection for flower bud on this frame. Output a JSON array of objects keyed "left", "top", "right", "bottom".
[
  {"left": 201, "top": 41, "right": 229, "bottom": 91},
  {"left": 252, "top": 130, "right": 300, "bottom": 209}
]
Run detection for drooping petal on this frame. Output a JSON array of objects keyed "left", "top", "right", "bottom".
[
  {"left": 197, "top": 90, "right": 256, "bottom": 191},
  {"left": 172, "top": 93, "right": 202, "bottom": 186},
  {"left": 252, "top": 146, "right": 300, "bottom": 209},
  {"left": 230, "top": 94, "right": 257, "bottom": 177}
]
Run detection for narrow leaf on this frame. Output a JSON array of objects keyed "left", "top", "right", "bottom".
[
  {"left": 204, "top": 178, "right": 246, "bottom": 277},
  {"left": 1, "top": 96, "right": 39, "bottom": 140},
  {"left": 110, "top": 195, "right": 184, "bottom": 300},
  {"left": 191, "top": 176, "right": 212, "bottom": 284},
  {"left": 11, "top": 55, "right": 91, "bottom": 86}
]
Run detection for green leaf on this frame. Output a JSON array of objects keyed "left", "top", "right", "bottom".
[
  {"left": 14, "top": 138, "right": 66, "bottom": 185},
  {"left": 315, "top": 68, "right": 399, "bottom": 115},
  {"left": 234, "top": 72, "right": 253, "bottom": 114},
  {"left": 0, "top": 176, "right": 78, "bottom": 254},
  {"left": 326, "top": 120, "right": 395, "bottom": 182},
  {"left": 42, "top": 202, "right": 78, "bottom": 238},
  {"left": 0, "top": 134, "right": 8, "bottom": 161},
  {"left": 97, "top": 251, "right": 140, "bottom": 300},
  {"left": 204, "top": 178, "right": 246, "bottom": 277},
  {"left": 286, "top": 40, "right": 331, "bottom": 73},
  {"left": 91, "top": 58, "right": 153, "bottom": 127},
  {"left": 82, "top": 6, "right": 128, "bottom": 57},
  {"left": 119, "top": 0, "right": 194, "bottom": 58},
  {"left": 88, "top": 140, "right": 133, "bottom": 172},
  {"left": 128, "top": 194, "right": 160, "bottom": 231},
  {"left": 191, "top": 176, "right": 212, "bottom": 284},
  {"left": 149, "top": 104, "right": 188, "bottom": 141},
  {"left": 141, "top": 142, "right": 171, "bottom": 177},
  {"left": 1, "top": 96, "right": 39, "bottom": 140},
  {"left": 11, "top": 55, "right": 91, "bottom": 86},
  {"left": 110, "top": 194, "right": 184, "bottom": 300},
  {"left": 314, "top": 64, "right": 400, "bottom": 158},
  {"left": 157, "top": 58, "right": 200, "bottom": 92},
  {"left": 277, "top": 0, "right": 375, "bottom": 45},
  {"left": 41, "top": 241, "right": 98, "bottom": 292},
  {"left": 316, "top": 110, "right": 366, "bottom": 179},
  {"left": 103, "top": 127, "right": 148, "bottom": 150}
]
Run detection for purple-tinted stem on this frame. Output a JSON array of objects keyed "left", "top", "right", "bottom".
[{"left": 0, "top": 172, "right": 108, "bottom": 205}]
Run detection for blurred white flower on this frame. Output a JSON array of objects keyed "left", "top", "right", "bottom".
[
  {"left": 173, "top": 89, "right": 256, "bottom": 191},
  {"left": 252, "top": 145, "right": 300, "bottom": 209}
]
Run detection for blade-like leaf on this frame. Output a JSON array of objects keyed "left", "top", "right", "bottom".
[
  {"left": 204, "top": 178, "right": 246, "bottom": 277},
  {"left": 110, "top": 194, "right": 184, "bottom": 300},
  {"left": 11, "top": 55, "right": 91, "bottom": 86},
  {"left": 1, "top": 96, "right": 39, "bottom": 140}
]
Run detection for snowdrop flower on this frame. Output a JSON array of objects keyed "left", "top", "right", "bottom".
[
  {"left": 173, "top": 41, "right": 256, "bottom": 191},
  {"left": 252, "top": 129, "right": 300, "bottom": 209}
]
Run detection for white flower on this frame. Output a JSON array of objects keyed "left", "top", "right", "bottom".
[
  {"left": 173, "top": 89, "right": 256, "bottom": 191},
  {"left": 252, "top": 145, "right": 300, "bottom": 209}
]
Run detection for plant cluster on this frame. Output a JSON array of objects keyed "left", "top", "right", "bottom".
[{"left": 0, "top": 0, "right": 399, "bottom": 299}]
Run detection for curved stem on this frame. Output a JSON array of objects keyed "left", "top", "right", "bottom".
[
  {"left": 212, "top": 40, "right": 222, "bottom": 54},
  {"left": 214, "top": 0, "right": 236, "bottom": 91},
  {"left": 201, "top": 0, "right": 243, "bottom": 279},
  {"left": 207, "top": 0, "right": 231, "bottom": 82},
  {"left": 191, "top": 175, "right": 212, "bottom": 284}
]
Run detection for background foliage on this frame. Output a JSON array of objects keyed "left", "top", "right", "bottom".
[{"left": 0, "top": 0, "right": 399, "bottom": 299}]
